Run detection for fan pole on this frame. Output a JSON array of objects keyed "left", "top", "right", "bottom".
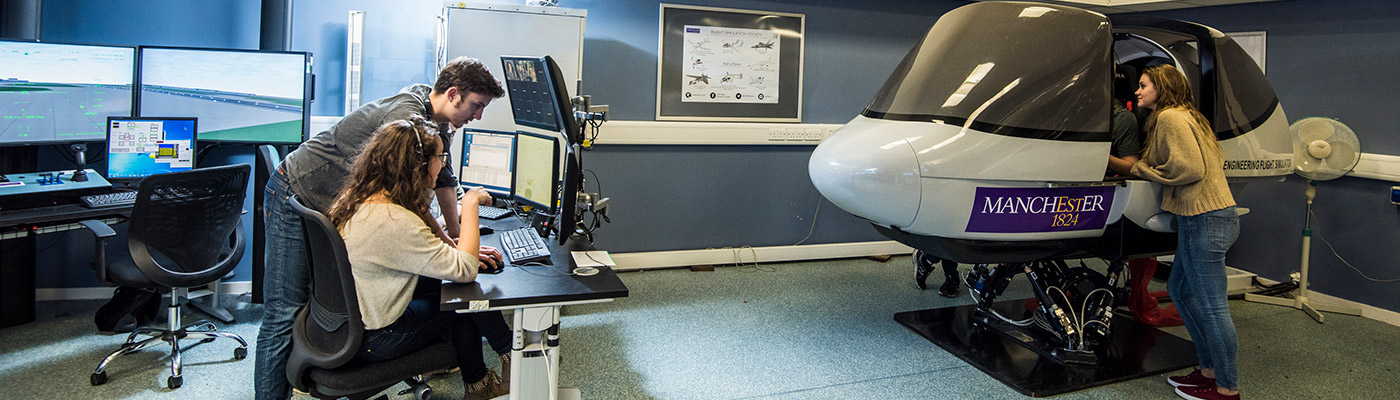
[{"left": 1245, "top": 180, "right": 1362, "bottom": 323}]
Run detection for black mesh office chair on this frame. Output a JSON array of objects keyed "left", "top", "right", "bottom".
[
  {"left": 81, "top": 164, "right": 251, "bottom": 389},
  {"left": 286, "top": 195, "right": 455, "bottom": 400}
]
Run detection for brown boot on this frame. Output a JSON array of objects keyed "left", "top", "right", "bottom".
[
  {"left": 463, "top": 369, "right": 507, "bottom": 400},
  {"left": 497, "top": 353, "right": 512, "bottom": 388}
]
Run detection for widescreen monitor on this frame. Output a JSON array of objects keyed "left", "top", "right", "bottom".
[
  {"left": 511, "top": 130, "right": 560, "bottom": 212},
  {"left": 0, "top": 40, "right": 135, "bottom": 146},
  {"left": 500, "top": 55, "right": 580, "bottom": 141},
  {"left": 105, "top": 117, "right": 196, "bottom": 181},
  {"left": 459, "top": 128, "right": 515, "bottom": 197},
  {"left": 138, "top": 46, "right": 309, "bottom": 144}
]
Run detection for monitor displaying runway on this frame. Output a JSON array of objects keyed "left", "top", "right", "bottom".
[
  {"left": 1, "top": 41, "right": 135, "bottom": 146},
  {"left": 139, "top": 47, "right": 308, "bottom": 144},
  {"left": 0, "top": 82, "right": 132, "bottom": 144}
]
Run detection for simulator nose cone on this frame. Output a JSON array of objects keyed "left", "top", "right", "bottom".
[{"left": 808, "top": 118, "right": 921, "bottom": 227}]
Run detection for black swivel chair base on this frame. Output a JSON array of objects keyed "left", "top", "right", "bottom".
[{"left": 90, "top": 288, "right": 249, "bottom": 389}]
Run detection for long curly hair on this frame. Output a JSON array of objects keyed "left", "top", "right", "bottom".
[
  {"left": 327, "top": 116, "right": 441, "bottom": 229},
  {"left": 1140, "top": 64, "right": 1220, "bottom": 160}
]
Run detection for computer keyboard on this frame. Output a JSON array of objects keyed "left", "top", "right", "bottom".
[
  {"left": 479, "top": 205, "right": 511, "bottom": 220},
  {"left": 80, "top": 191, "right": 137, "bottom": 208},
  {"left": 499, "top": 227, "right": 552, "bottom": 265}
]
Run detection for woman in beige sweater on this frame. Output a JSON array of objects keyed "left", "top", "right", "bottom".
[
  {"left": 325, "top": 116, "right": 507, "bottom": 400},
  {"left": 1131, "top": 64, "right": 1241, "bottom": 400}
]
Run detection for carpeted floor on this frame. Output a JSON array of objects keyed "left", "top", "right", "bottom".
[{"left": 2, "top": 255, "right": 1397, "bottom": 399}]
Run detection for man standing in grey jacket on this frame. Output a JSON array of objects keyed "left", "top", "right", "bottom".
[{"left": 254, "top": 57, "right": 504, "bottom": 400}]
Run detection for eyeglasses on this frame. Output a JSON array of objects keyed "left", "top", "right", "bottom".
[{"left": 438, "top": 152, "right": 451, "bottom": 164}]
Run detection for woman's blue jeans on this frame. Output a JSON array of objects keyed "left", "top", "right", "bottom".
[
  {"left": 356, "top": 298, "right": 489, "bottom": 387},
  {"left": 1170, "top": 206, "right": 1241, "bottom": 390}
]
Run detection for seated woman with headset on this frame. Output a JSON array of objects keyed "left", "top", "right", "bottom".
[{"left": 325, "top": 115, "right": 508, "bottom": 400}]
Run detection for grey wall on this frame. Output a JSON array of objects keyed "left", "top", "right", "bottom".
[{"left": 1140, "top": 0, "right": 1400, "bottom": 314}]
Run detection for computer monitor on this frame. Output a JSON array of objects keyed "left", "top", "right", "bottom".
[
  {"left": 556, "top": 147, "right": 581, "bottom": 245},
  {"left": 499, "top": 55, "right": 580, "bottom": 143},
  {"left": 137, "top": 46, "right": 310, "bottom": 144},
  {"left": 511, "top": 130, "right": 560, "bottom": 213},
  {"left": 459, "top": 128, "right": 515, "bottom": 198},
  {"left": 105, "top": 117, "right": 197, "bottom": 181},
  {"left": 0, "top": 40, "right": 136, "bottom": 146}
]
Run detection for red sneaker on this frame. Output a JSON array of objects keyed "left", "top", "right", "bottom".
[
  {"left": 1168, "top": 369, "right": 1214, "bottom": 388},
  {"left": 1175, "top": 384, "right": 1240, "bottom": 400}
]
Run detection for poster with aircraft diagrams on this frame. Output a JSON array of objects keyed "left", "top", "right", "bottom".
[{"left": 657, "top": 4, "right": 804, "bottom": 122}]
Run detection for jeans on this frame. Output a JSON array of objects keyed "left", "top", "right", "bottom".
[
  {"left": 254, "top": 168, "right": 309, "bottom": 400},
  {"left": 413, "top": 277, "right": 511, "bottom": 355},
  {"left": 1170, "top": 206, "right": 1241, "bottom": 390},
  {"left": 356, "top": 298, "right": 489, "bottom": 387}
]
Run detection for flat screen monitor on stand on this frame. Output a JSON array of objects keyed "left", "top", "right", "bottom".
[
  {"left": 459, "top": 128, "right": 516, "bottom": 200},
  {"left": 511, "top": 130, "right": 560, "bottom": 237},
  {"left": 105, "top": 117, "right": 197, "bottom": 187},
  {"left": 500, "top": 55, "right": 584, "bottom": 244},
  {"left": 137, "top": 46, "right": 310, "bottom": 145}
]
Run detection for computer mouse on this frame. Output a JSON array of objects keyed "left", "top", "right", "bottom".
[
  {"left": 482, "top": 265, "right": 505, "bottom": 274},
  {"left": 478, "top": 225, "right": 494, "bottom": 235}
]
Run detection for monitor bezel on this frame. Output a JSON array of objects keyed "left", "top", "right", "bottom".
[
  {"left": 135, "top": 45, "right": 311, "bottom": 145},
  {"left": 458, "top": 127, "right": 516, "bottom": 198},
  {"left": 499, "top": 55, "right": 580, "bottom": 144},
  {"left": 555, "top": 146, "right": 581, "bottom": 245},
  {"left": 0, "top": 39, "right": 137, "bottom": 147},
  {"left": 104, "top": 116, "right": 199, "bottom": 183},
  {"left": 541, "top": 55, "right": 582, "bottom": 145},
  {"left": 509, "top": 130, "right": 561, "bottom": 214}
]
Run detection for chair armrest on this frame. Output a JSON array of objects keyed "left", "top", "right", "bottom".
[
  {"left": 78, "top": 219, "right": 115, "bottom": 284},
  {"left": 79, "top": 219, "right": 116, "bottom": 238}
]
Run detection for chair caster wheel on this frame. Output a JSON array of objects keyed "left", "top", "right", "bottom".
[
  {"left": 91, "top": 371, "right": 107, "bottom": 386},
  {"left": 168, "top": 376, "right": 182, "bottom": 389},
  {"left": 416, "top": 387, "right": 432, "bottom": 400},
  {"left": 234, "top": 347, "right": 248, "bottom": 359}
]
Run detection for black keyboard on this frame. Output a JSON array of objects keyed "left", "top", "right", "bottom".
[
  {"left": 479, "top": 205, "right": 511, "bottom": 220},
  {"left": 80, "top": 191, "right": 137, "bottom": 208},
  {"left": 499, "top": 227, "right": 552, "bottom": 265}
]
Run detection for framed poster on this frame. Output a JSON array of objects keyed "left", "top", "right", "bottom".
[{"left": 656, "top": 4, "right": 805, "bottom": 122}]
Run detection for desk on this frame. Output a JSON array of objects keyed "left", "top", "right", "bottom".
[
  {"left": 441, "top": 216, "right": 628, "bottom": 400},
  {"left": 0, "top": 203, "right": 131, "bottom": 327}
]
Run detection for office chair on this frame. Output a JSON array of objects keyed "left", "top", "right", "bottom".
[
  {"left": 80, "top": 164, "right": 251, "bottom": 389},
  {"left": 286, "top": 195, "right": 455, "bottom": 400}
]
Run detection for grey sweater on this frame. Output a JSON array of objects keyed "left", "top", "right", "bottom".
[
  {"left": 282, "top": 84, "right": 456, "bottom": 212},
  {"left": 1131, "top": 108, "right": 1236, "bottom": 216},
  {"left": 340, "top": 202, "right": 479, "bottom": 330}
]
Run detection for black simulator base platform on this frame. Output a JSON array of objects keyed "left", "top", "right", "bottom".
[{"left": 894, "top": 299, "right": 1198, "bottom": 397}]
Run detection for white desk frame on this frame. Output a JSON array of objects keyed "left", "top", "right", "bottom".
[{"left": 456, "top": 298, "right": 614, "bottom": 400}]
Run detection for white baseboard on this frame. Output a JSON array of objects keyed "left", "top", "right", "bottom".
[
  {"left": 609, "top": 240, "right": 913, "bottom": 271},
  {"left": 1248, "top": 275, "right": 1400, "bottom": 327},
  {"left": 36, "top": 281, "right": 253, "bottom": 302}
]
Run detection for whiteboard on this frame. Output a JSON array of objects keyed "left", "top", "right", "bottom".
[{"left": 442, "top": 2, "right": 586, "bottom": 154}]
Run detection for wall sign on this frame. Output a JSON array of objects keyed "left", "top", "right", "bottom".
[{"left": 657, "top": 4, "right": 804, "bottom": 122}]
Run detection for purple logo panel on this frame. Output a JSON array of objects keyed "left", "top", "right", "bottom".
[{"left": 966, "top": 186, "right": 1116, "bottom": 233}]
